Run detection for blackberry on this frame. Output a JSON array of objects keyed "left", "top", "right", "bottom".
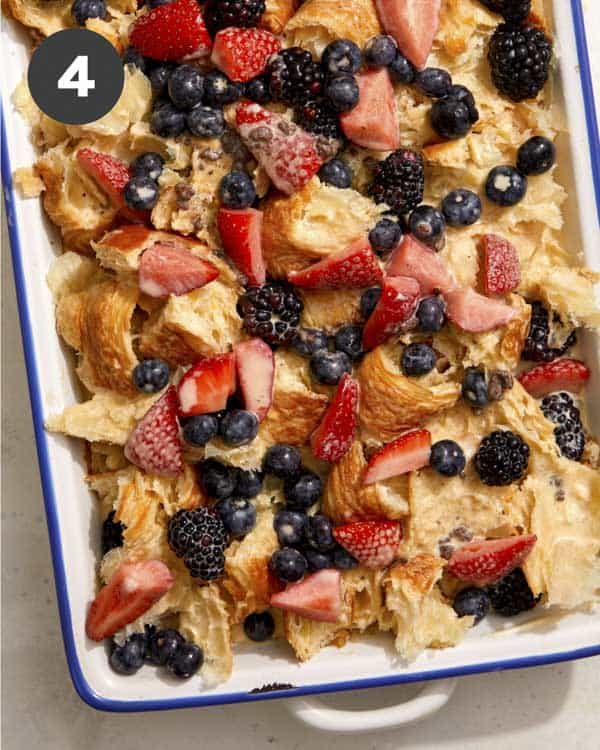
[
  {"left": 488, "top": 24, "right": 552, "bottom": 102},
  {"left": 203, "top": 0, "right": 265, "bottom": 35},
  {"left": 522, "top": 301, "right": 576, "bottom": 363},
  {"left": 474, "top": 430, "right": 530, "bottom": 486},
  {"left": 101, "top": 511, "right": 125, "bottom": 555},
  {"left": 369, "top": 149, "right": 424, "bottom": 216},
  {"left": 237, "top": 282, "right": 303, "bottom": 347},
  {"left": 296, "top": 99, "right": 342, "bottom": 140},
  {"left": 268, "top": 47, "right": 324, "bottom": 105},
  {"left": 541, "top": 392, "right": 586, "bottom": 461},
  {"left": 486, "top": 568, "right": 541, "bottom": 616},
  {"left": 168, "top": 508, "right": 228, "bottom": 580},
  {"left": 480, "top": 0, "right": 531, "bottom": 24}
]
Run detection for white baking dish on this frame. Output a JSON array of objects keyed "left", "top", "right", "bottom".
[{"left": 2, "top": 0, "right": 600, "bottom": 731}]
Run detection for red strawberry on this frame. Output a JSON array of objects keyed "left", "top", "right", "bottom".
[
  {"left": 270, "top": 569, "right": 342, "bottom": 622},
  {"left": 482, "top": 234, "right": 521, "bottom": 296},
  {"left": 235, "top": 101, "right": 325, "bottom": 195},
  {"left": 387, "top": 234, "right": 457, "bottom": 295},
  {"left": 363, "top": 429, "right": 431, "bottom": 485},
  {"left": 446, "top": 534, "right": 537, "bottom": 586},
  {"left": 445, "top": 287, "right": 515, "bottom": 333},
  {"left": 333, "top": 521, "right": 402, "bottom": 569},
  {"left": 362, "top": 275, "right": 421, "bottom": 350},
  {"left": 340, "top": 68, "right": 400, "bottom": 151},
  {"left": 287, "top": 238, "right": 383, "bottom": 290},
  {"left": 217, "top": 207, "right": 265, "bottom": 285},
  {"left": 311, "top": 373, "right": 359, "bottom": 463},
  {"left": 129, "top": 0, "right": 212, "bottom": 61},
  {"left": 211, "top": 27, "right": 281, "bottom": 83},
  {"left": 518, "top": 358, "right": 591, "bottom": 398},
  {"left": 138, "top": 242, "right": 220, "bottom": 298},
  {"left": 124, "top": 386, "right": 183, "bottom": 477},
  {"left": 177, "top": 353, "right": 236, "bottom": 416},
  {"left": 86, "top": 560, "right": 175, "bottom": 641},
  {"left": 234, "top": 338, "right": 274, "bottom": 421},
  {"left": 374, "top": 0, "right": 442, "bottom": 69}
]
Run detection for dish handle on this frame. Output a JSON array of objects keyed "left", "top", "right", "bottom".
[{"left": 285, "top": 677, "right": 457, "bottom": 733}]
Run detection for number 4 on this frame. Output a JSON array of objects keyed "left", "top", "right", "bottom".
[{"left": 58, "top": 55, "right": 95, "bottom": 98}]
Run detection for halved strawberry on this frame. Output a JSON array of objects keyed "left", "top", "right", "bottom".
[
  {"left": 363, "top": 429, "right": 431, "bottom": 485},
  {"left": 124, "top": 386, "right": 183, "bottom": 477},
  {"left": 138, "top": 242, "right": 220, "bottom": 298},
  {"left": 270, "top": 569, "right": 342, "bottom": 623},
  {"left": 311, "top": 373, "right": 359, "bottom": 463},
  {"left": 362, "top": 275, "right": 421, "bottom": 350},
  {"left": 445, "top": 287, "right": 515, "bottom": 333},
  {"left": 217, "top": 207, "right": 265, "bottom": 285},
  {"left": 287, "top": 238, "right": 383, "bottom": 290},
  {"left": 211, "top": 27, "right": 281, "bottom": 83},
  {"left": 177, "top": 353, "right": 236, "bottom": 416},
  {"left": 235, "top": 101, "right": 325, "bottom": 195},
  {"left": 518, "top": 358, "right": 591, "bottom": 398},
  {"left": 340, "top": 68, "right": 400, "bottom": 151},
  {"left": 129, "top": 0, "right": 212, "bottom": 61},
  {"left": 374, "top": 0, "right": 442, "bottom": 70},
  {"left": 482, "top": 234, "right": 521, "bottom": 296},
  {"left": 333, "top": 521, "right": 402, "bottom": 569},
  {"left": 446, "top": 534, "right": 537, "bottom": 586},
  {"left": 234, "top": 338, "right": 274, "bottom": 421},
  {"left": 85, "top": 560, "right": 175, "bottom": 641},
  {"left": 386, "top": 234, "right": 457, "bottom": 295}
]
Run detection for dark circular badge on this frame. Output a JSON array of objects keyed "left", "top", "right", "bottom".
[{"left": 28, "top": 29, "right": 124, "bottom": 125}]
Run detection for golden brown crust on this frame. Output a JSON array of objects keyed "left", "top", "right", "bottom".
[
  {"left": 385, "top": 554, "right": 444, "bottom": 595},
  {"left": 286, "top": 0, "right": 381, "bottom": 54},
  {"left": 300, "top": 288, "right": 363, "bottom": 332},
  {"left": 261, "top": 0, "right": 298, "bottom": 33}
]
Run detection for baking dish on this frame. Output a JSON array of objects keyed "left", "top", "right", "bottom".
[{"left": 2, "top": 0, "right": 600, "bottom": 731}]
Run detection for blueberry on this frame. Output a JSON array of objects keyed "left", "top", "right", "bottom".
[
  {"left": 101, "top": 510, "right": 124, "bottom": 554},
  {"left": 71, "top": 0, "right": 106, "bottom": 25},
  {"left": 284, "top": 471, "right": 322, "bottom": 511},
  {"left": 149, "top": 63, "right": 175, "bottom": 96},
  {"left": 430, "top": 440, "right": 466, "bottom": 477},
  {"left": 318, "top": 158, "right": 353, "bottom": 188},
  {"left": 199, "top": 458, "right": 238, "bottom": 499},
  {"left": 274, "top": 509, "right": 307, "bottom": 546},
  {"left": 270, "top": 547, "right": 307, "bottom": 582},
  {"left": 151, "top": 101, "right": 186, "bottom": 138},
  {"left": 304, "top": 513, "right": 335, "bottom": 552},
  {"left": 441, "top": 189, "right": 482, "bottom": 227},
  {"left": 333, "top": 545, "right": 358, "bottom": 570},
  {"left": 453, "top": 587, "right": 491, "bottom": 625},
  {"left": 462, "top": 367, "right": 489, "bottom": 407},
  {"left": 147, "top": 628, "right": 185, "bottom": 666},
  {"left": 334, "top": 325, "right": 363, "bottom": 361},
  {"left": 166, "top": 642, "right": 203, "bottom": 679},
  {"left": 122, "top": 47, "right": 147, "bottom": 73},
  {"left": 310, "top": 350, "right": 352, "bottom": 385},
  {"left": 245, "top": 75, "right": 271, "bottom": 104},
  {"left": 202, "top": 69, "right": 243, "bottom": 107},
  {"left": 360, "top": 287, "right": 381, "bottom": 319},
  {"left": 132, "top": 358, "right": 170, "bottom": 393},
  {"left": 485, "top": 165, "right": 527, "bottom": 207},
  {"left": 132, "top": 152, "right": 164, "bottom": 182},
  {"left": 168, "top": 64, "right": 204, "bottom": 109},
  {"left": 325, "top": 74, "right": 360, "bottom": 112},
  {"left": 369, "top": 218, "right": 402, "bottom": 254},
  {"left": 186, "top": 105, "right": 225, "bottom": 138},
  {"left": 291, "top": 327, "right": 329, "bottom": 357},
  {"left": 516, "top": 136, "right": 556, "bottom": 176},
  {"left": 235, "top": 469, "right": 263, "bottom": 498},
  {"left": 215, "top": 497, "right": 257, "bottom": 538},
  {"left": 408, "top": 205, "right": 446, "bottom": 250},
  {"left": 219, "top": 170, "right": 256, "bottom": 209},
  {"left": 447, "top": 85, "right": 479, "bottom": 124},
  {"left": 109, "top": 636, "right": 145, "bottom": 675},
  {"left": 401, "top": 343, "right": 437, "bottom": 376},
  {"left": 415, "top": 68, "right": 452, "bottom": 98},
  {"left": 219, "top": 409, "right": 259, "bottom": 446},
  {"left": 388, "top": 52, "right": 416, "bottom": 84},
  {"left": 182, "top": 414, "right": 219, "bottom": 446},
  {"left": 364, "top": 35, "right": 397, "bottom": 67},
  {"left": 304, "top": 548, "right": 333, "bottom": 571},
  {"left": 416, "top": 296, "right": 446, "bottom": 333},
  {"left": 430, "top": 97, "right": 472, "bottom": 140},
  {"left": 124, "top": 176, "right": 160, "bottom": 211},
  {"left": 264, "top": 444, "right": 302, "bottom": 478},
  {"left": 243, "top": 611, "right": 275, "bottom": 642},
  {"left": 322, "top": 39, "right": 362, "bottom": 75}
]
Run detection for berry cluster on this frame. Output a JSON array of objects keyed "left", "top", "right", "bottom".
[
  {"left": 474, "top": 430, "right": 530, "bottom": 486},
  {"left": 110, "top": 625, "right": 203, "bottom": 679},
  {"left": 541, "top": 392, "right": 586, "bottom": 461},
  {"left": 369, "top": 149, "right": 425, "bottom": 216},
  {"left": 485, "top": 134, "right": 556, "bottom": 207},
  {"left": 462, "top": 367, "right": 513, "bottom": 409},
  {"left": 237, "top": 282, "right": 304, "bottom": 348},
  {"left": 168, "top": 507, "right": 229, "bottom": 580},
  {"left": 488, "top": 24, "right": 552, "bottom": 103},
  {"left": 452, "top": 566, "right": 540, "bottom": 623},
  {"left": 521, "top": 300, "right": 576, "bottom": 363},
  {"left": 290, "top": 324, "right": 361, "bottom": 385},
  {"left": 203, "top": 0, "right": 266, "bottom": 35}
]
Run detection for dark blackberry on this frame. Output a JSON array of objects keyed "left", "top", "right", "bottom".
[
  {"left": 268, "top": 47, "right": 324, "bottom": 105},
  {"left": 480, "top": 0, "right": 531, "bottom": 24},
  {"left": 486, "top": 568, "right": 541, "bottom": 616},
  {"left": 369, "top": 149, "right": 424, "bottom": 216},
  {"left": 541, "top": 392, "right": 586, "bottom": 461},
  {"left": 101, "top": 510, "right": 125, "bottom": 555},
  {"left": 474, "top": 430, "right": 530, "bottom": 486},
  {"left": 522, "top": 301, "right": 576, "bottom": 363},
  {"left": 203, "top": 0, "right": 265, "bottom": 35},
  {"left": 237, "top": 282, "right": 303, "bottom": 347},
  {"left": 488, "top": 24, "right": 552, "bottom": 102},
  {"left": 167, "top": 508, "right": 228, "bottom": 580},
  {"left": 295, "top": 99, "right": 342, "bottom": 140}
]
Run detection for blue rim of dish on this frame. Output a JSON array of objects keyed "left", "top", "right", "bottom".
[{"left": 2, "top": 0, "right": 600, "bottom": 714}]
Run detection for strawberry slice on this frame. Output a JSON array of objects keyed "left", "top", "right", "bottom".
[
  {"left": 311, "top": 373, "right": 359, "bottom": 463},
  {"left": 270, "top": 569, "right": 342, "bottom": 623},
  {"left": 445, "top": 287, "right": 515, "bottom": 333},
  {"left": 374, "top": 0, "right": 442, "bottom": 70},
  {"left": 333, "top": 521, "right": 402, "bottom": 569},
  {"left": 363, "top": 429, "right": 431, "bottom": 485},
  {"left": 86, "top": 560, "right": 175, "bottom": 641},
  {"left": 362, "top": 275, "right": 421, "bottom": 350},
  {"left": 129, "top": 0, "right": 212, "bottom": 61},
  {"left": 124, "top": 386, "right": 183, "bottom": 477},
  {"left": 235, "top": 101, "right": 325, "bottom": 195},
  {"left": 177, "top": 353, "right": 236, "bottom": 416},
  {"left": 387, "top": 234, "right": 457, "bottom": 295},
  {"left": 138, "top": 242, "right": 219, "bottom": 298},
  {"left": 287, "top": 238, "right": 383, "bottom": 290},
  {"left": 234, "top": 338, "right": 275, "bottom": 421},
  {"left": 482, "top": 234, "right": 521, "bottom": 296},
  {"left": 446, "top": 534, "right": 537, "bottom": 586},
  {"left": 518, "top": 358, "right": 591, "bottom": 398},
  {"left": 217, "top": 207, "right": 265, "bottom": 285},
  {"left": 340, "top": 69, "right": 400, "bottom": 151},
  {"left": 211, "top": 27, "right": 281, "bottom": 83}
]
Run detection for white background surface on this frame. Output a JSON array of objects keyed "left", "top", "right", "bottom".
[{"left": 3, "top": 4, "right": 600, "bottom": 748}]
